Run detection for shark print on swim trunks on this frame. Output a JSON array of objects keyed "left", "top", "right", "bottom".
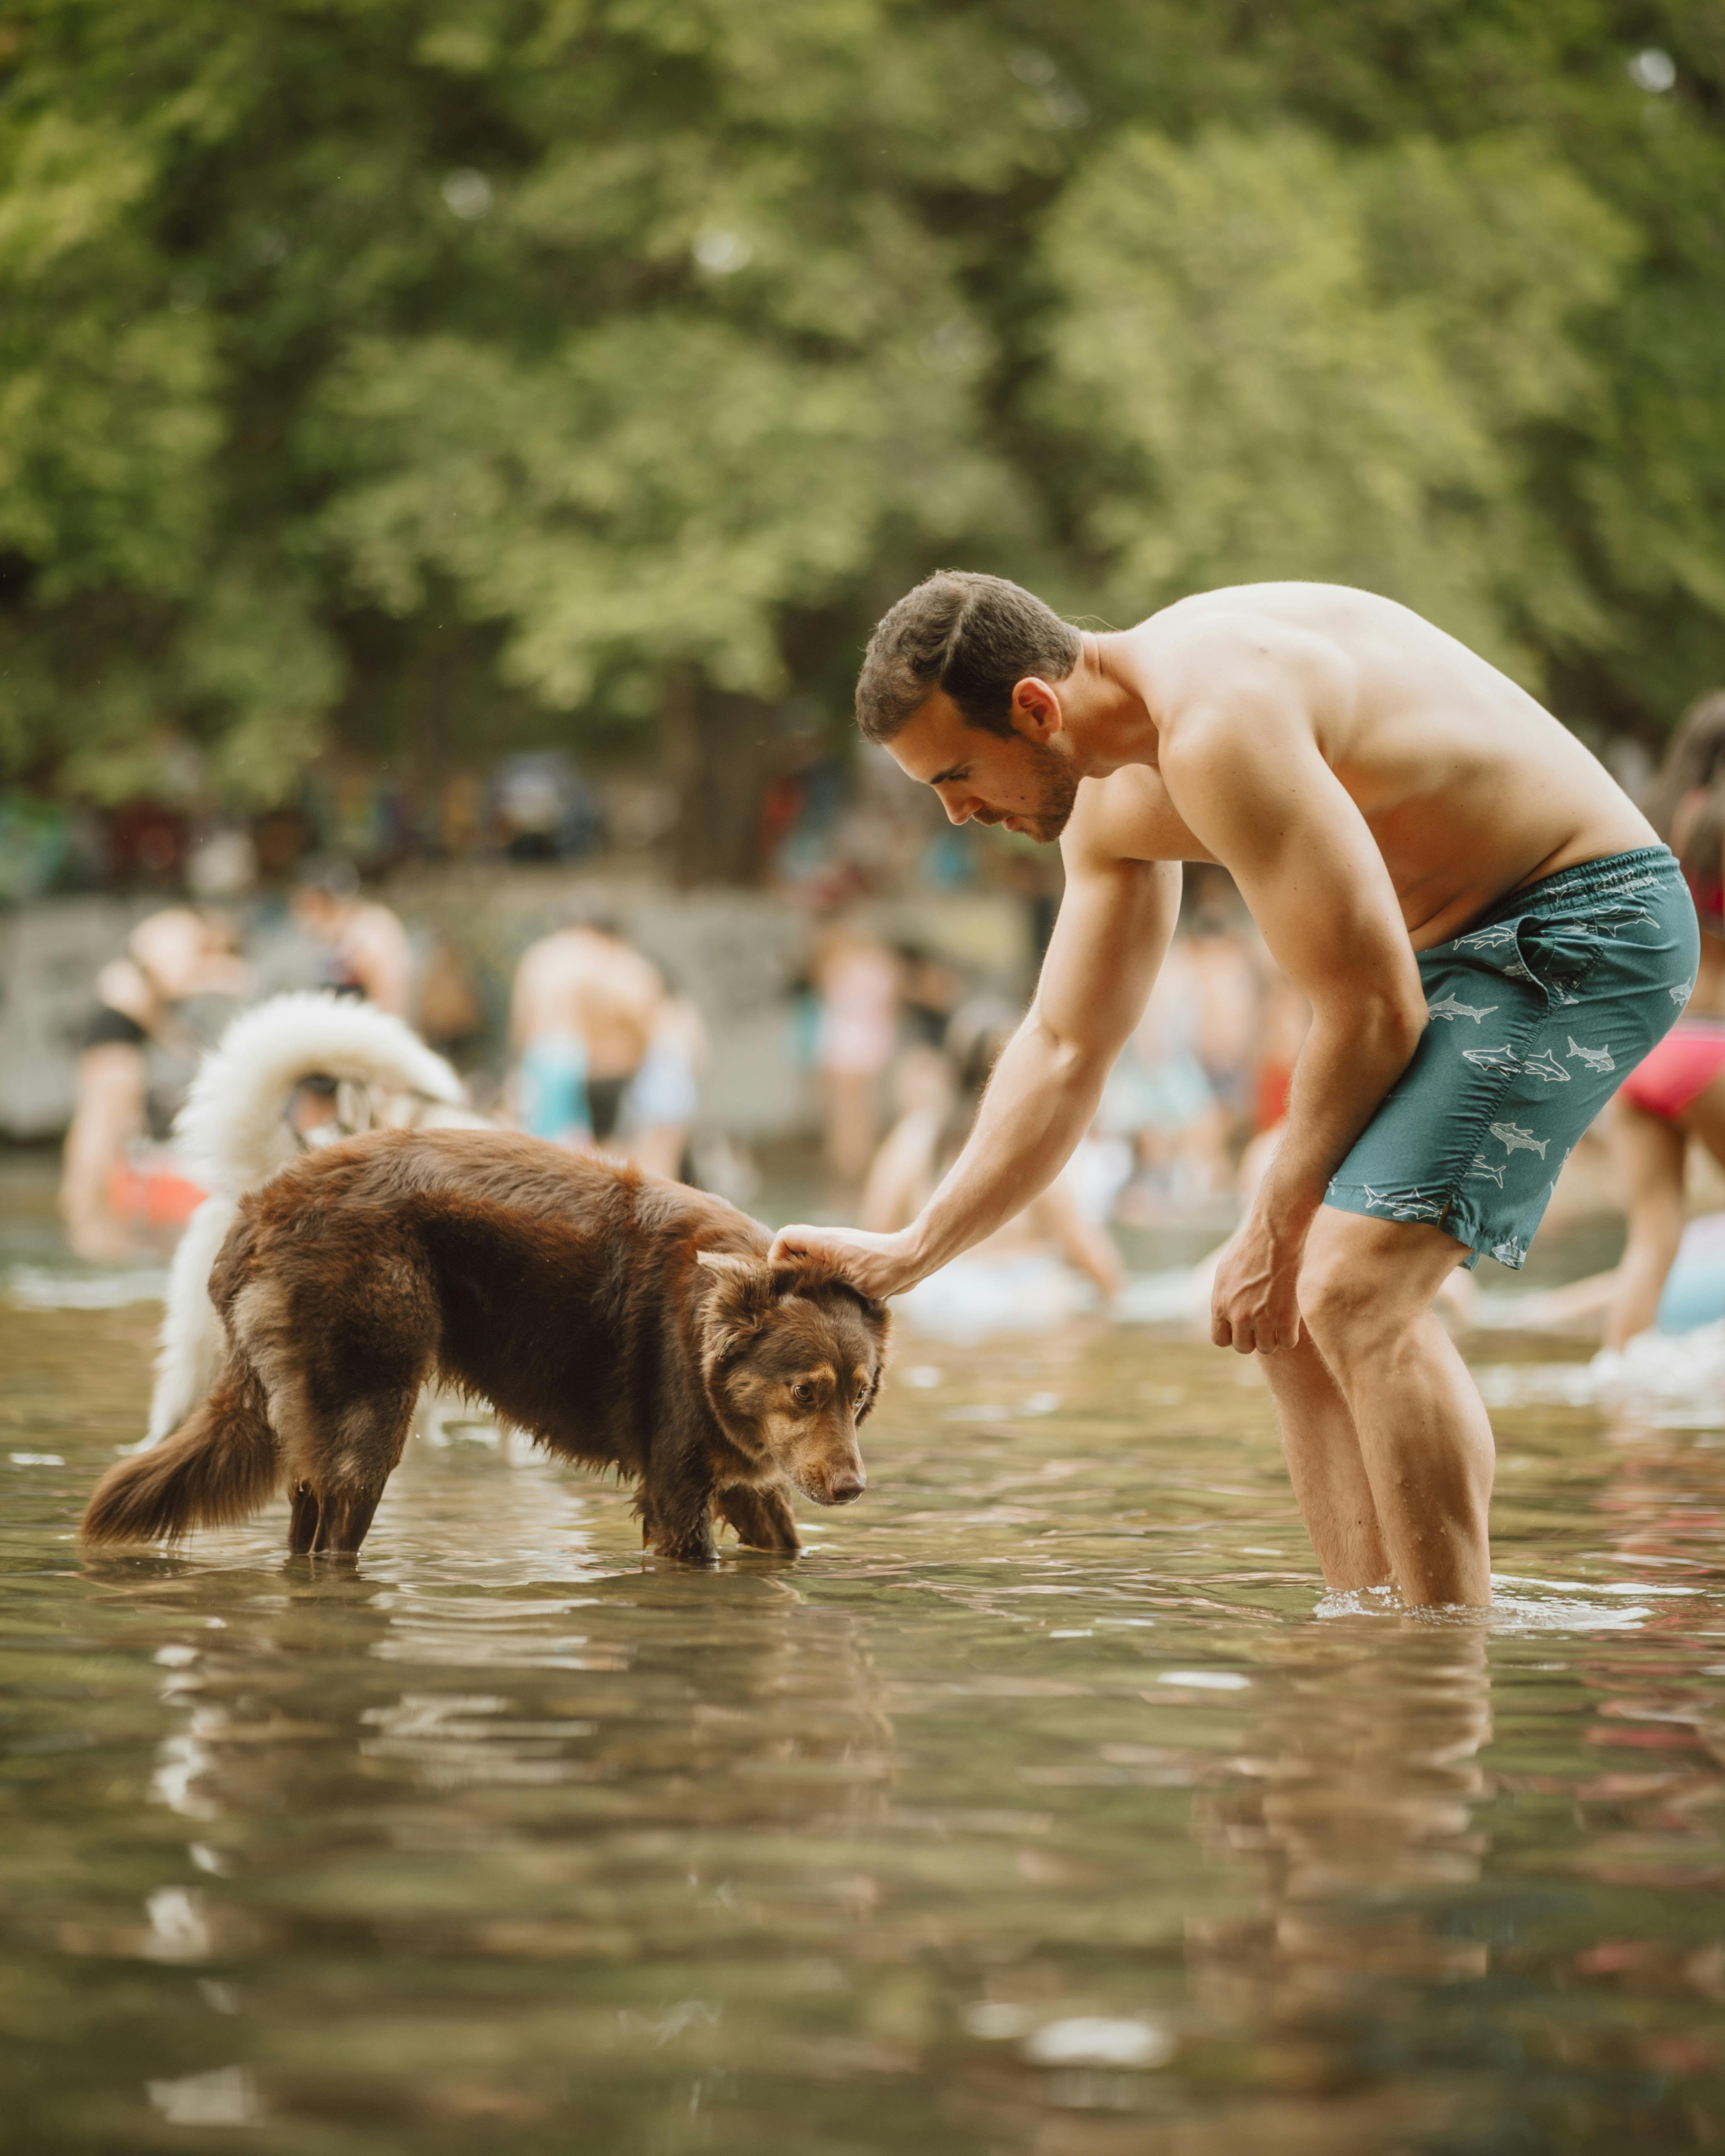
[
  {"left": 1426, "top": 993, "right": 1499, "bottom": 1024},
  {"left": 1355, "top": 1185, "right": 1451, "bottom": 1223},
  {"left": 1459, "top": 1043, "right": 1572, "bottom": 1083},
  {"left": 1324, "top": 846, "right": 1697, "bottom": 1269},
  {"left": 1565, "top": 1037, "right": 1616, "bottom": 1075}
]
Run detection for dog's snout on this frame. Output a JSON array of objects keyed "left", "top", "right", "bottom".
[{"left": 826, "top": 1468, "right": 866, "bottom": 1505}]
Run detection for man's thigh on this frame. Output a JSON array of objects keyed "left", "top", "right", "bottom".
[{"left": 1300, "top": 1206, "right": 1471, "bottom": 1334}]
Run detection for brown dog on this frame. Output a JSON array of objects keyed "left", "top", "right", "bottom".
[{"left": 82, "top": 1129, "right": 889, "bottom": 1563}]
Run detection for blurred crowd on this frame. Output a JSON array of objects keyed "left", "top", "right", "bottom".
[
  {"left": 55, "top": 841, "right": 1306, "bottom": 1289},
  {"left": 56, "top": 862, "right": 704, "bottom": 1262}
]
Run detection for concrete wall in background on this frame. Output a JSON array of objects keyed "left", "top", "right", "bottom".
[{"left": 0, "top": 898, "right": 158, "bottom": 1138}]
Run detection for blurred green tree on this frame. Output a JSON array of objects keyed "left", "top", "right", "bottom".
[
  {"left": 0, "top": 0, "right": 1720, "bottom": 874},
  {"left": 1030, "top": 125, "right": 1630, "bottom": 686}
]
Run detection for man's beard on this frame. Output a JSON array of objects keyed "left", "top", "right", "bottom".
[{"left": 979, "top": 740, "right": 1078, "bottom": 844}]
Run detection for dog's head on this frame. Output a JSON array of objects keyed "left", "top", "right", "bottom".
[{"left": 695, "top": 1252, "right": 889, "bottom": 1506}]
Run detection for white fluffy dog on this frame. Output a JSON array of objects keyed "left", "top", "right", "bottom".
[{"left": 148, "top": 993, "right": 479, "bottom": 1446}]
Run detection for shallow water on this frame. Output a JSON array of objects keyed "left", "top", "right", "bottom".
[{"left": 4, "top": 1252, "right": 1725, "bottom": 2151}]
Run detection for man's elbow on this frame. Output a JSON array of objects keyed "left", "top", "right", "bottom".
[
  {"left": 1024, "top": 1008, "right": 1113, "bottom": 1093},
  {"left": 1369, "top": 991, "right": 1428, "bottom": 1065}
]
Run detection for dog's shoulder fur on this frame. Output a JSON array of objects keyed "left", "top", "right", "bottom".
[{"left": 228, "top": 1130, "right": 764, "bottom": 1488}]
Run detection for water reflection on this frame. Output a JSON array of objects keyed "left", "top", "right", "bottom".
[
  {"left": 1192, "top": 1624, "right": 1492, "bottom": 2015},
  {"left": 7, "top": 1297, "right": 1725, "bottom": 2150}
]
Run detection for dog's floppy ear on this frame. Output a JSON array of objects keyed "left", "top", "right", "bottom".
[{"left": 695, "top": 1248, "right": 776, "bottom": 1379}]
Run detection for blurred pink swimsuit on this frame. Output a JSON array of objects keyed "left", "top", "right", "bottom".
[
  {"left": 1619, "top": 859, "right": 1725, "bottom": 1123},
  {"left": 1620, "top": 1020, "right": 1725, "bottom": 1122},
  {"left": 816, "top": 949, "right": 899, "bottom": 1076}
]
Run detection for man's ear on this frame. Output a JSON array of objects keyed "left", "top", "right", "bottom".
[{"left": 1009, "top": 676, "right": 1064, "bottom": 743}]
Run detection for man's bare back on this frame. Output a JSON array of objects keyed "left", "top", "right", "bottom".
[{"left": 1069, "top": 584, "right": 1654, "bottom": 946}]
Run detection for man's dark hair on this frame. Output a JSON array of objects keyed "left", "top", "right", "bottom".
[{"left": 855, "top": 571, "right": 1082, "bottom": 745}]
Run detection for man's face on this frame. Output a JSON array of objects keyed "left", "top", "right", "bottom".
[{"left": 886, "top": 688, "right": 1078, "bottom": 844}]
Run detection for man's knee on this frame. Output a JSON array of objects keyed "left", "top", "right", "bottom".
[
  {"left": 1300, "top": 1247, "right": 1388, "bottom": 1362},
  {"left": 1299, "top": 1213, "right": 1460, "bottom": 1365}
]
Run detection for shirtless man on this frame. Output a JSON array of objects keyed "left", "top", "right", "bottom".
[
  {"left": 510, "top": 915, "right": 700, "bottom": 1172},
  {"left": 291, "top": 859, "right": 413, "bottom": 1017},
  {"left": 771, "top": 574, "right": 1694, "bottom": 1607}
]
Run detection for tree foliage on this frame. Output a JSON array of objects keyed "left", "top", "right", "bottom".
[
  {"left": 0, "top": 0, "right": 1721, "bottom": 864},
  {"left": 1035, "top": 126, "right": 1629, "bottom": 681}
]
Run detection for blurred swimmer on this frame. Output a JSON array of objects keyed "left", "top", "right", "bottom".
[
  {"left": 510, "top": 913, "right": 701, "bottom": 1175},
  {"left": 290, "top": 857, "right": 413, "bottom": 1016},
  {"left": 1600, "top": 691, "right": 1725, "bottom": 1348},
  {"left": 60, "top": 908, "right": 252, "bottom": 1262}
]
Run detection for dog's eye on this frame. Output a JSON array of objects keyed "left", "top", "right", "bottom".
[{"left": 790, "top": 1381, "right": 816, "bottom": 1408}]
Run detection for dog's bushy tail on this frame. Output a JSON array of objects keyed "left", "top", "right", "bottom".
[{"left": 83, "top": 1364, "right": 278, "bottom": 1545}]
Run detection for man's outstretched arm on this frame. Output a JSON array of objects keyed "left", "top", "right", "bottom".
[{"left": 770, "top": 843, "right": 1180, "bottom": 1298}]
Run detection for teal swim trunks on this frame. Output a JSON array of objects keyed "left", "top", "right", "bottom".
[{"left": 1325, "top": 846, "right": 1698, "bottom": 1270}]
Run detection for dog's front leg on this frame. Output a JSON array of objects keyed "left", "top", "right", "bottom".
[
  {"left": 288, "top": 1482, "right": 320, "bottom": 1554},
  {"left": 639, "top": 1478, "right": 719, "bottom": 1565},
  {"left": 287, "top": 1479, "right": 383, "bottom": 1557},
  {"left": 713, "top": 1481, "right": 801, "bottom": 1555}
]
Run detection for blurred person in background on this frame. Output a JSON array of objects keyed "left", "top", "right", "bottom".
[
  {"left": 491, "top": 750, "right": 604, "bottom": 863},
  {"left": 626, "top": 991, "right": 707, "bottom": 1181},
  {"left": 291, "top": 857, "right": 412, "bottom": 1016},
  {"left": 411, "top": 929, "right": 486, "bottom": 1056},
  {"left": 896, "top": 941, "right": 965, "bottom": 1051},
  {"left": 1183, "top": 867, "right": 1266, "bottom": 1143},
  {"left": 860, "top": 1004, "right": 1124, "bottom": 1309},
  {"left": 1099, "top": 936, "right": 1230, "bottom": 1213},
  {"left": 510, "top": 912, "right": 700, "bottom": 1174},
  {"left": 811, "top": 918, "right": 901, "bottom": 1190},
  {"left": 60, "top": 907, "right": 252, "bottom": 1261},
  {"left": 1598, "top": 692, "right": 1725, "bottom": 1347}
]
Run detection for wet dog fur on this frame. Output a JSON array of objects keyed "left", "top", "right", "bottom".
[{"left": 83, "top": 1129, "right": 889, "bottom": 1563}]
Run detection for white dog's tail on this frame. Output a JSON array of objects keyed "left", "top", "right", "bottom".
[
  {"left": 172, "top": 991, "right": 468, "bottom": 1197},
  {"left": 150, "top": 1192, "right": 240, "bottom": 1444},
  {"left": 143, "top": 996, "right": 469, "bottom": 1452}
]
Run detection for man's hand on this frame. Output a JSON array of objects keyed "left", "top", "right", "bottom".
[
  {"left": 767, "top": 1222, "right": 923, "bottom": 1302},
  {"left": 1210, "top": 1207, "right": 1306, "bottom": 1355}
]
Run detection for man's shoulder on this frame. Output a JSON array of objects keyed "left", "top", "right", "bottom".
[
  {"left": 1120, "top": 590, "right": 1363, "bottom": 748},
  {"left": 1064, "top": 764, "right": 1202, "bottom": 871},
  {"left": 1131, "top": 585, "right": 1348, "bottom": 667}
]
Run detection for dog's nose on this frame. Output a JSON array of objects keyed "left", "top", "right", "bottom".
[{"left": 826, "top": 1468, "right": 866, "bottom": 1505}]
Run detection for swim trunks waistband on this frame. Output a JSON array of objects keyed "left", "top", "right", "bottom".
[{"left": 1465, "top": 845, "right": 1684, "bottom": 936}]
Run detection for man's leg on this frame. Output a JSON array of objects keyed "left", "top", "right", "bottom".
[
  {"left": 1603, "top": 1095, "right": 1686, "bottom": 1350},
  {"left": 1295, "top": 1208, "right": 1494, "bottom": 1607},
  {"left": 1259, "top": 1339, "right": 1393, "bottom": 1593}
]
